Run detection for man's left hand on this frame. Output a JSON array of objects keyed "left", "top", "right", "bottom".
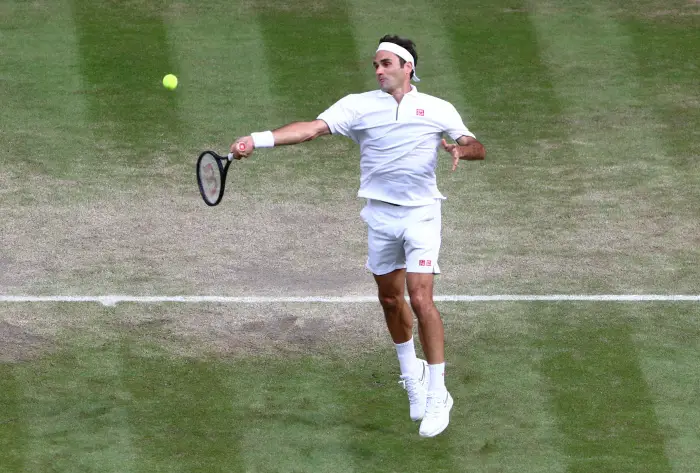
[{"left": 441, "top": 138, "right": 461, "bottom": 171}]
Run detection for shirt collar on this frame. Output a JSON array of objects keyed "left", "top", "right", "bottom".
[{"left": 379, "top": 85, "right": 418, "bottom": 97}]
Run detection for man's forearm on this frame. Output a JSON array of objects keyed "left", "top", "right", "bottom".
[
  {"left": 232, "top": 120, "right": 329, "bottom": 157},
  {"left": 271, "top": 121, "right": 326, "bottom": 146}
]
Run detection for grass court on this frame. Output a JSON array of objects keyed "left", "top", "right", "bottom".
[{"left": 1, "top": 0, "right": 699, "bottom": 471}]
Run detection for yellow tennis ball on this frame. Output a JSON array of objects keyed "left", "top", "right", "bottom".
[{"left": 162, "top": 74, "right": 178, "bottom": 90}]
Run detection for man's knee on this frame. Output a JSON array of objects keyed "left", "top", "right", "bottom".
[
  {"left": 378, "top": 293, "right": 404, "bottom": 312},
  {"left": 408, "top": 290, "right": 435, "bottom": 316}
]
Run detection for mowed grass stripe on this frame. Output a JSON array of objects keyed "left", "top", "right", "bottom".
[
  {"left": 616, "top": 11, "right": 700, "bottom": 466},
  {"left": 161, "top": 0, "right": 287, "bottom": 205},
  {"left": 528, "top": 0, "right": 687, "bottom": 294},
  {"left": 254, "top": 0, "right": 365, "bottom": 121},
  {"left": 616, "top": 3, "right": 700, "bottom": 295},
  {"left": 71, "top": 0, "right": 183, "bottom": 166},
  {"left": 437, "top": 0, "right": 562, "bottom": 154},
  {"left": 0, "top": 364, "right": 26, "bottom": 471},
  {"left": 161, "top": 1, "right": 281, "bottom": 160},
  {"left": 620, "top": 3, "right": 700, "bottom": 164},
  {"left": 632, "top": 304, "right": 700, "bottom": 473},
  {"left": 120, "top": 343, "right": 246, "bottom": 473},
  {"left": 527, "top": 8, "right": 687, "bottom": 468},
  {"left": 222, "top": 357, "right": 361, "bottom": 473},
  {"left": 439, "top": 304, "right": 567, "bottom": 472},
  {"left": 250, "top": 0, "right": 365, "bottom": 205},
  {"left": 0, "top": 0, "right": 91, "bottom": 187},
  {"left": 14, "top": 313, "right": 137, "bottom": 472},
  {"left": 434, "top": 0, "right": 572, "bottom": 296},
  {"left": 246, "top": 3, "right": 367, "bottom": 467},
  {"left": 534, "top": 304, "right": 673, "bottom": 472}
]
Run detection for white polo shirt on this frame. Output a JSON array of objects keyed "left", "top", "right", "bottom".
[{"left": 317, "top": 86, "right": 475, "bottom": 206}]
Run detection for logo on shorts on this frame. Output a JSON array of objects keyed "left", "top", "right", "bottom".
[
  {"left": 416, "top": 109, "right": 425, "bottom": 116},
  {"left": 419, "top": 259, "right": 432, "bottom": 266}
]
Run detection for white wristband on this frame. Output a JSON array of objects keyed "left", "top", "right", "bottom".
[{"left": 251, "top": 131, "right": 275, "bottom": 148}]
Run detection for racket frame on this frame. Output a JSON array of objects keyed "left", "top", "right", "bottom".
[{"left": 196, "top": 150, "right": 233, "bottom": 206}]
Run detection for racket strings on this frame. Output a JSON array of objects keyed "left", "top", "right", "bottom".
[{"left": 197, "top": 152, "right": 225, "bottom": 205}]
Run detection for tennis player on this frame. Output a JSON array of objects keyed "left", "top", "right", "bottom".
[{"left": 230, "top": 35, "right": 485, "bottom": 437}]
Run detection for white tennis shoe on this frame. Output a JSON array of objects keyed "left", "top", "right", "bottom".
[
  {"left": 419, "top": 390, "right": 453, "bottom": 438},
  {"left": 398, "top": 359, "right": 430, "bottom": 421}
]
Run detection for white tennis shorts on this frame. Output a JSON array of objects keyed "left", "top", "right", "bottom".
[{"left": 360, "top": 199, "right": 442, "bottom": 276}]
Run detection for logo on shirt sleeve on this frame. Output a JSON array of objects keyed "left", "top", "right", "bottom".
[{"left": 416, "top": 109, "right": 425, "bottom": 116}]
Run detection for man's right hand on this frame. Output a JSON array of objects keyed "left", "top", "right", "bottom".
[{"left": 230, "top": 136, "right": 255, "bottom": 159}]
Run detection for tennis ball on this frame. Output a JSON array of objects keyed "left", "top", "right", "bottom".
[{"left": 162, "top": 74, "right": 178, "bottom": 90}]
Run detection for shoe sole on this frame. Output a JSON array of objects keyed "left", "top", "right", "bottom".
[{"left": 419, "top": 394, "right": 453, "bottom": 438}]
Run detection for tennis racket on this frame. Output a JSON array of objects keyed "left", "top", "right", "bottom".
[{"left": 196, "top": 143, "right": 246, "bottom": 206}]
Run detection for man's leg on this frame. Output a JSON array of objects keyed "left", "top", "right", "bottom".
[
  {"left": 373, "top": 269, "right": 412, "bottom": 344},
  {"left": 406, "top": 272, "right": 453, "bottom": 437},
  {"left": 366, "top": 218, "right": 421, "bottom": 376},
  {"left": 403, "top": 200, "right": 445, "bottom": 369},
  {"left": 407, "top": 273, "right": 446, "bottom": 395},
  {"left": 402, "top": 198, "right": 453, "bottom": 437},
  {"left": 374, "top": 269, "right": 430, "bottom": 421},
  {"left": 406, "top": 273, "right": 443, "bottom": 364},
  {"left": 363, "top": 199, "right": 429, "bottom": 421}
]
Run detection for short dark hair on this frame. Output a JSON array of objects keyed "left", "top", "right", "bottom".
[{"left": 378, "top": 35, "right": 418, "bottom": 79}]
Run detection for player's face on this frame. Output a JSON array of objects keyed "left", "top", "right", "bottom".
[{"left": 373, "top": 51, "right": 411, "bottom": 93}]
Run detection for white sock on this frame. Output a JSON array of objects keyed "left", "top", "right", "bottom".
[
  {"left": 395, "top": 338, "right": 419, "bottom": 376},
  {"left": 428, "top": 363, "right": 446, "bottom": 392}
]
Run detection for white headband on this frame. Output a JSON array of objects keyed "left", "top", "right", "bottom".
[{"left": 376, "top": 42, "right": 421, "bottom": 82}]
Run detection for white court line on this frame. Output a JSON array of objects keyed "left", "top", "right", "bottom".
[{"left": 0, "top": 295, "right": 699, "bottom": 306}]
